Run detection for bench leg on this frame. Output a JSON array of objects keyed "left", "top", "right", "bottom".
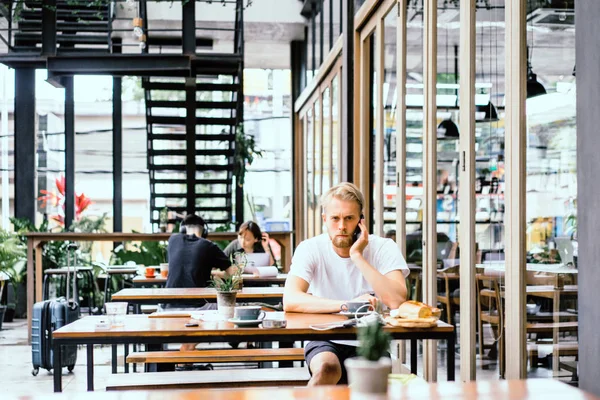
[
  {"left": 144, "top": 343, "right": 175, "bottom": 372},
  {"left": 124, "top": 344, "right": 129, "bottom": 373},
  {"left": 279, "top": 341, "right": 295, "bottom": 368},
  {"left": 258, "top": 341, "right": 273, "bottom": 369},
  {"left": 133, "top": 344, "right": 137, "bottom": 373}
]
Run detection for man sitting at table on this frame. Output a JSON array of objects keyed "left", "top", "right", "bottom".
[
  {"left": 283, "top": 182, "right": 409, "bottom": 386},
  {"left": 166, "top": 214, "right": 234, "bottom": 290},
  {"left": 164, "top": 214, "right": 236, "bottom": 354}
]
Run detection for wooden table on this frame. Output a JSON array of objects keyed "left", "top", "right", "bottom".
[
  {"left": 132, "top": 273, "right": 289, "bottom": 287},
  {"left": 25, "top": 231, "right": 293, "bottom": 342},
  {"left": 51, "top": 312, "right": 455, "bottom": 392},
  {"left": 9, "top": 378, "right": 600, "bottom": 399},
  {"left": 111, "top": 287, "right": 285, "bottom": 305}
]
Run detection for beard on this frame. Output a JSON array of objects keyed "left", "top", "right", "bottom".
[{"left": 331, "top": 234, "right": 353, "bottom": 249}]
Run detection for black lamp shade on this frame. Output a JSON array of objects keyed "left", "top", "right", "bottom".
[
  {"left": 527, "top": 71, "right": 547, "bottom": 98},
  {"left": 437, "top": 119, "right": 460, "bottom": 140},
  {"left": 476, "top": 101, "right": 499, "bottom": 122}
]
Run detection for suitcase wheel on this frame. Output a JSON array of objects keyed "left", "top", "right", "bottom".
[
  {"left": 31, "top": 368, "right": 39, "bottom": 376},
  {"left": 68, "top": 365, "right": 75, "bottom": 372}
]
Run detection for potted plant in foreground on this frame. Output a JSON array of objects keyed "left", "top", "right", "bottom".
[
  {"left": 209, "top": 257, "right": 243, "bottom": 319},
  {"left": 345, "top": 320, "right": 392, "bottom": 396}
]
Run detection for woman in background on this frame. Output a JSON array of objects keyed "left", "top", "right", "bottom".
[{"left": 223, "top": 220, "right": 275, "bottom": 266}]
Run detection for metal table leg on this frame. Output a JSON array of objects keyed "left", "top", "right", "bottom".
[
  {"left": 411, "top": 339, "right": 418, "bottom": 375},
  {"left": 87, "top": 344, "right": 94, "bottom": 391},
  {"left": 111, "top": 344, "right": 117, "bottom": 373},
  {"left": 447, "top": 334, "right": 455, "bottom": 381},
  {"left": 53, "top": 342, "right": 62, "bottom": 392}
]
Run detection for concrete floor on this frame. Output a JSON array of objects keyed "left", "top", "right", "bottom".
[{"left": 0, "top": 317, "right": 574, "bottom": 396}]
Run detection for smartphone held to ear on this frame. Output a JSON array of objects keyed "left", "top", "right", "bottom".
[{"left": 352, "top": 214, "right": 365, "bottom": 243}]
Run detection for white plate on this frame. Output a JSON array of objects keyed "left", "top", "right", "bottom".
[
  {"left": 227, "top": 318, "right": 264, "bottom": 327},
  {"left": 338, "top": 311, "right": 374, "bottom": 319}
]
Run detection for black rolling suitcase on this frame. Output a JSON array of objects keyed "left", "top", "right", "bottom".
[{"left": 31, "top": 243, "right": 80, "bottom": 376}]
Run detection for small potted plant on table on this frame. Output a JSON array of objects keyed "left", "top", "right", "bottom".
[
  {"left": 345, "top": 320, "right": 392, "bottom": 396},
  {"left": 210, "top": 256, "right": 244, "bottom": 319}
]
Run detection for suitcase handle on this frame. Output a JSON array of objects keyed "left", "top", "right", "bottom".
[{"left": 65, "top": 242, "right": 79, "bottom": 308}]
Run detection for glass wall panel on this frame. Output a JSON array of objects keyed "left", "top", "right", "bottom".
[
  {"left": 473, "top": 0, "right": 506, "bottom": 380},
  {"left": 369, "top": 31, "right": 376, "bottom": 232},
  {"left": 403, "top": 1, "right": 425, "bottom": 376},
  {"left": 314, "top": 98, "right": 322, "bottom": 234},
  {"left": 331, "top": 75, "right": 340, "bottom": 185},
  {"left": 382, "top": 6, "right": 397, "bottom": 237},
  {"left": 306, "top": 108, "right": 314, "bottom": 237},
  {"left": 436, "top": 2, "right": 462, "bottom": 380},
  {"left": 322, "top": 87, "right": 331, "bottom": 194},
  {"left": 405, "top": 5, "right": 424, "bottom": 259},
  {"left": 524, "top": 0, "right": 577, "bottom": 383}
]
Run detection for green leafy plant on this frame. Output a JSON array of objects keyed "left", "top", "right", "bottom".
[
  {"left": 210, "top": 272, "right": 242, "bottom": 292},
  {"left": 230, "top": 250, "right": 247, "bottom": 269},
  {"left": 357, "top": 321, "right": 391, "bottom": 362},
  {"left": 233, "top": 124, "right": 263, "bottom": 187},
  {"left": 0, "top": 229, "right": 27, "bottom": 305},
  {"left": 112, "top": 239, "right": 167, "bottom": 267},
  {"left": 10, "top": 217, "right": 69, "bottom": 271},
  {"left": 209, "top": 260, "right": 243, "bottom": 292}
]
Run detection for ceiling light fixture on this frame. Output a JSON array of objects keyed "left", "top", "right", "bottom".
[
  {"left": 476, "top": 102, "right": 499, "bottom": 122},
  {"left": 437, "top": 119, "right": 460, "bottom": 140},
  {"left": 527, "top": 62, "right": 547, "bottom": 98}
]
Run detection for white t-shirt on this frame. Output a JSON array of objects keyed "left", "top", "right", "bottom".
[{"left": 289, "top": 233, "right": 409, "bottom": 301}]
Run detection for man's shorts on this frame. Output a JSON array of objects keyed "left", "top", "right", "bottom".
[{"left": 304, "top": 341, "right": 358, "bottom": 384}]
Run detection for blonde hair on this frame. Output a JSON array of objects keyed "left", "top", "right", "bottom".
[{"left": 320, "top": 182, "right": 364, "bottom": 213}]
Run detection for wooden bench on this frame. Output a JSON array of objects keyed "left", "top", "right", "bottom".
[
  {"left": 126, "top": 348, "right": 305, "bottom": 364},
  {"left": 105, "top": 367, "right": 311, "bottom": 391}
]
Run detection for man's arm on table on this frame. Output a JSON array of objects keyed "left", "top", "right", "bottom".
[
  {"left": 352, "top": 255, "right": 408, "bottom": 310},
  {"left": 283, "top": 275, "right": 344, "bottom": 313}
]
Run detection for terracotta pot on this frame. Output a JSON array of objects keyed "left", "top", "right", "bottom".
[
  {"left": 216, "top": 291, "right": 237, "bottom": 319},
  {"left": 345, "top": 357, "right": 392, "bottom": 396}
]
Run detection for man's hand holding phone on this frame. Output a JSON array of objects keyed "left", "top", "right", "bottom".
[{"left": 349, "top": 215, "right": 368, "bottom": 259}]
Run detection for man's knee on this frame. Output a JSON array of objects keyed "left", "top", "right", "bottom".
[
  {"left": 313, "top": 360, "right": 341, "bottom": 376},
  {"left": 310, "top": 353, "right": 342, "bottom": 383}
]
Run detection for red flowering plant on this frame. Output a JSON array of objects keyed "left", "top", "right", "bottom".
[{"left": 38, "top": 176, "right": 93, "bottom": 227}]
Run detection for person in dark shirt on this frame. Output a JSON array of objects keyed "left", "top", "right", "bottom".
[
  {"left": 166, "top": 215, "right": 231, "bottom": 289},
  {"left": 223, "top": 220, "right": 275, "bottom": 266},
  {"left": 163, "top": 214, "right": 234, "bottom": 354}
]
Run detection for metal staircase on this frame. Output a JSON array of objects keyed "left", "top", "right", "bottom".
[
  {"left": 11, "top": 1, "right": 111, "bottom": 53},
  {"left": 1, "top": 0, "right": 245, "bottom": 230},
  {"left": 143, "top": 1, "right": 245, "bottom": 229}
]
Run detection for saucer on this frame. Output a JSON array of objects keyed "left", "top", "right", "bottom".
[
  {"left": 145, "top": 275, "right": 155, "bottom": 279},
  {"left": 338, "top": 311, "right": 374, "bottom": 319},
  {"left": 227, "top": 317, "right": 263, "bottom": 327}
]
